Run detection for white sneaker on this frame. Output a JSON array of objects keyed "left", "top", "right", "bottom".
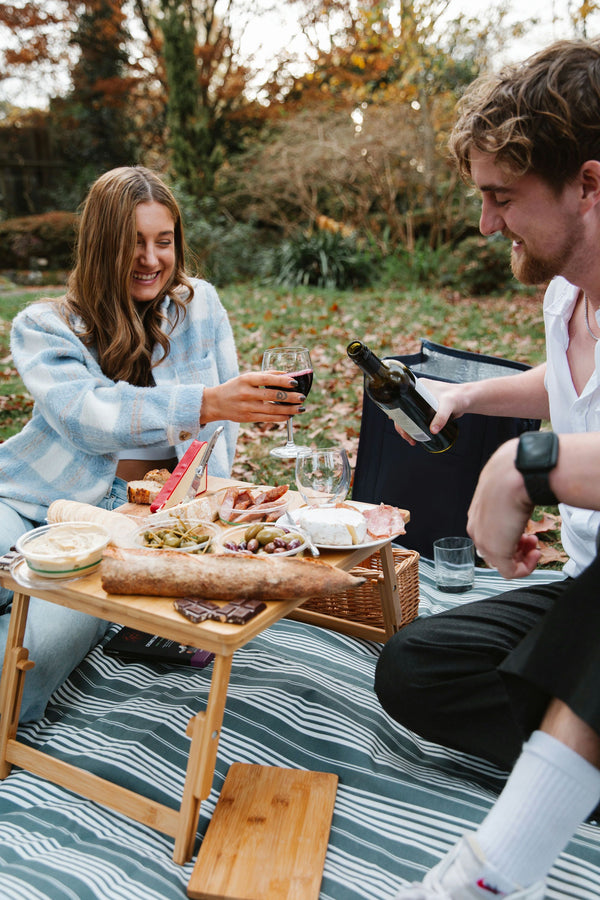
[{"left": 394, "top": 835, "right": 546, "bottom": 899}]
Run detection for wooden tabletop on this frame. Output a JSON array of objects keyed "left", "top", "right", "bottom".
[{"left": 2, "top": 476, "right": 409, "bottom": 657}]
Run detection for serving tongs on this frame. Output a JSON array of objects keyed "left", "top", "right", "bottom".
[{"left": 184, "top": 426, "right": 224, "bottom": 502}]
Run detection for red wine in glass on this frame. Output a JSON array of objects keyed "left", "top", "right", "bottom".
[
  {"left": 265, "top": 369, "right": 313, "bottom": 405},
  {"left": 261, "top": 347, "right": 313, "bottom": 457}
]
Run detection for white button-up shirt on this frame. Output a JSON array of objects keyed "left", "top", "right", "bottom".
[{"left": 544, "top": 275, "right": 600, "bottom": 577}]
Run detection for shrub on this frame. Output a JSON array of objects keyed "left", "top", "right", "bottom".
[
  {"left": 374, "top": 238, "right": 451, "bottom": 289},
  {"left": 437, "top": 234, "right": 518, "bottom": 296},
  {"left": 0, "top": 212, "right": 78, "bottom": 270},
  {"left": 174, "top": 191, "right": 268, "bottom": 285},
  {"left": 269, "top": 229, "right": 376, "bottom": 289},
  {"left": 187, "top": 217, "right": 269, "bottom": 285}
]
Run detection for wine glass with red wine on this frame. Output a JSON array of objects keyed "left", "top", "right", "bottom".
[{"left": 261, "top": 347, "right": 313, "bottom": 458}]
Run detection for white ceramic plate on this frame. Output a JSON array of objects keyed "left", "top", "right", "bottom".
[{"left": 277, "top": 503, "right": 404, "bottom": 551}]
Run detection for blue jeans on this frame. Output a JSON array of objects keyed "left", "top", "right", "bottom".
[{"left": 0, "top": 479, "right": 128, "bottom": 722}]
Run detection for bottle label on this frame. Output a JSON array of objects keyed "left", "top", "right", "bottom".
[
  {"left": 381, "top": 376, "right": 439, "bottom": 441},
  {"left": 414, "top": 377, "right": 439, "bottom": 410},
  {"left": 385, "top": 408, "right": 429, "bottom": 441}
]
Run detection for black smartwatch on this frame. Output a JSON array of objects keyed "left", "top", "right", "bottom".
[{"left": 515, "top": 431, "right": 559, "bottom": 506}]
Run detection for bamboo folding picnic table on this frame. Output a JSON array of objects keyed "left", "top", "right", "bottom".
[{"left": 0, "top": 476, "right": 409, "bottom": 869}]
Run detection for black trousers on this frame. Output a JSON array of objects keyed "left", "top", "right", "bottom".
[{"left": 375, "top": 554, "right": 600, "bottom": 771}]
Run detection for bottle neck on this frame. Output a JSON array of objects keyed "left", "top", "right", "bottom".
[{"left": 347, "top": 342, "right": 386, "bottom": 378}]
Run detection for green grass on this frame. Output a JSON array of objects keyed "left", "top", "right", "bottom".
[
  {"left": 0, "top": 281, "right": 548, "bottom": 478},
  {"left": 1, "top": 280, "right": 566, "bottom": 566},
  {"left": 0, "top": 288, "right": 63, "bottom": 438}
]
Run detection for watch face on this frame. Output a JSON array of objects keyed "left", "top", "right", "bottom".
[{"left": 516, "top": 432, "right": 559, "bottom": 473}]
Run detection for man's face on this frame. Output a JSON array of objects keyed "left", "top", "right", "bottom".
[{"left": 470, "top": 150, "right": 583, "bottom": 285}]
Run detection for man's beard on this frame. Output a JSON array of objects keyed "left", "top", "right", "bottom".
[
  {"left": 510, "top": 248, "right": 557, "bottom": 285},
  {"left": 509, "top": 227, "right": 581, "bottom": 286}
]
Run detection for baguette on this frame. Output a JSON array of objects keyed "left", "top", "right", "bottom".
[
  {"left": 47, "top": 499, "right": 137, "bottom": 548},
  {"left": 100, "top": 546, "right": 365, "bottom": 601},
  {"left": 143, "top": 468, "right": 171, "bottom": 484}
]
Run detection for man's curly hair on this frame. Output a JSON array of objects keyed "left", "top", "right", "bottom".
[{"left": 449, "top": 39, "right": 600, "bottom": 190}]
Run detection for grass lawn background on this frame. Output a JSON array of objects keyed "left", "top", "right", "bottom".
[{"left": 0, "top": 281, "right": 564, "bottom": 566}]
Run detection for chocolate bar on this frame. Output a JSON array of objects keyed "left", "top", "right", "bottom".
[
  {"left": 173, "top": 596, "right": 266, "bottom": 625},
  {"left": 103, "top": 627, "right": 214, "bottom": 669},
  {"left": 174, "top": 597, "right": 220, "bottom": 623},
  {"left": 217, "top": 599, "right": 267, "bottom": 624}
]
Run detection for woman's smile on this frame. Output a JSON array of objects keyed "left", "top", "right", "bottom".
[{"left": 130, "top": 202, "right": 176, "bottom": 302}]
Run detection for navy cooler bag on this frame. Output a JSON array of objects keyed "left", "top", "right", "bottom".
[{"left": 351, "top": 339, "right": 541, "bottom": 558}]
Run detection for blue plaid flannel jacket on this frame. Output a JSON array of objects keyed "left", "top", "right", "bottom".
[{"left": 0, "top": 278, "right": 239, "bottom": 522}]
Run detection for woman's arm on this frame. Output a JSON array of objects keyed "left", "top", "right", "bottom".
[{"left": 11, "top": 304, "right": 207, "bottom": 454}]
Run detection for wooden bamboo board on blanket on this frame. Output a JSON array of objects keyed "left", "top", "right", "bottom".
[{"left": 187, "top": 763, "right": 338, "bottom": 900}]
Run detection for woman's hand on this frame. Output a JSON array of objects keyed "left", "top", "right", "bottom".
[{"left": 200, "top": 371, "right": 306, "bottom": 425}]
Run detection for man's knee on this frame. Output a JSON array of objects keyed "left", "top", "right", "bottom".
[{"left": 375, "top": 618, "right": 438, "bottom": 728}]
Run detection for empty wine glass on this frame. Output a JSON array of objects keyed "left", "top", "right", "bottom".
[
  {"left": 295, "top": 447, "right": 351, "bottom": 507},
  {"left": 261, "top": 346, "right": 313, "bottom": 458}
]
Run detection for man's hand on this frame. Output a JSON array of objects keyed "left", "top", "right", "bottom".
[
  {"left": 394, "top": 379, "right": 467, "bottom": 444},
  {"left": 467, "top": 438, "right": 540, "bottom": 579}
]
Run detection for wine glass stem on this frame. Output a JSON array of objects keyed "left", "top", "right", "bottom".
[{"left": 285, "top": 416, "right": 296, "bottom": 448}]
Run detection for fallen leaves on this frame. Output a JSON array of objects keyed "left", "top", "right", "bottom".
[
  {"left": 537, "top": 543, "right": 568, "bottom": 566},
  {"left": 526, "top": 511, "right": 561, "bottom": 535},
  {"left": 526, "top": 510, "right": 568, "bottom": 567}
]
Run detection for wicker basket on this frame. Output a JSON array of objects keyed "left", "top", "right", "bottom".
[{"left": 300, "top": 546, "right": 420, "bottom": 630}]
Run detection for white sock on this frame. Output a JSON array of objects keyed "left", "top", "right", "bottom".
[{"left": 476, "top": 730, "right": 600, "bottom": 888}]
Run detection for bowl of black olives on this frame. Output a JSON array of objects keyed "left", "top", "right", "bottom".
[{"left": 218, "top": 523, "right": 307, "bottom": 557}]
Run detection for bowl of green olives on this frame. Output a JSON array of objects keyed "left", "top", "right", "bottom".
[
  {"left": 218, "top": 523, "right": 307, "bottom": 557},
  {"left": 133, "top": 518, "right": 216, "bottom": 554}
]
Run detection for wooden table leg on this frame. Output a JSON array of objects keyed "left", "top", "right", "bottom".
[
  {"left": 378, "top": 542, "right": 401, "bottom": 639},
  {"left": 0, "top": 591, "right": 34, "bottom": 779},
  {"left": 173, "top": 652, "right": 233, "bottom": 864}
]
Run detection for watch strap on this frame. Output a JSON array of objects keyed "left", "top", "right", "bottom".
[
  {"left": 516, "top": 431, "right": 559, "bottom": 506},
  {"left": 521, "top": 470, "right": 558, "bottom": 506}
]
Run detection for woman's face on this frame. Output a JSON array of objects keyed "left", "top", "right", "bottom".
[{"left": 131, "top": 201, "right": 176, "bottom": 303}]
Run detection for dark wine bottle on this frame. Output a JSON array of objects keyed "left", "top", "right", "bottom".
[{"left": 346, "top": 340, "right": 458, "bottom": 453}]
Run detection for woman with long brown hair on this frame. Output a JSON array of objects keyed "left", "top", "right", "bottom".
[{"left": 0, "top": 165, "right": 304, "bottom": 722}]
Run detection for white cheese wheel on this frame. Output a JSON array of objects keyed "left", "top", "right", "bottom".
[{"left": 297, "top": 507, "right": 367, "bottom": 546}]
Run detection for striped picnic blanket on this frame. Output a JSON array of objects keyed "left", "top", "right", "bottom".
[{"left": 0, "top": 559, "right": 598, "bottom": 899}]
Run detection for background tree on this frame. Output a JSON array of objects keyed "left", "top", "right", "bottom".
[
  {"left": 121, "top": 0, "right": 274, "bottom": 198},
  {"left": 49, "top": 0, "right": 141, "bottom": 206},
  {"left": 224, "top": 0, "right": 489, "bottom": 248},
  {"left": 2, "top": 0, "right": 600, "bottom": 279},
  {"left": 0, "top": 0, "right": 273, "bottom": 206},
  {"left": 149, "top": 0, "right": 266, "bottom": 196}
]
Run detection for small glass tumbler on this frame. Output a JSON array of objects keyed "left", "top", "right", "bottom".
[
  {"left": 433, "top": 536, "right": 475, "bottom": 593},
  {"left": 295, "top": 447, "right": 351, "bottom": 507}
]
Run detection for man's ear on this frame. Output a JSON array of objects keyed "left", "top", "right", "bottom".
[{"left": 579, "top": 160, "right": 600, "bottom": 208}]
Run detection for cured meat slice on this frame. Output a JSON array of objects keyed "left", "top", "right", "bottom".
[{"left": 362, "top": 504, "right": 406, "bottom": 539}]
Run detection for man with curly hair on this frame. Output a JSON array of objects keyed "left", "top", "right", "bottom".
[{"left": 381, "top": 39, "right": 600, "bottom": 899}]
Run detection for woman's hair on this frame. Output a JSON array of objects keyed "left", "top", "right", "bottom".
[
  {"left": 449, "top": 39, "right": 600, "bottom": 190},
  {"left": 62, "top": 166, "right": 195, "bottom": 385}
]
